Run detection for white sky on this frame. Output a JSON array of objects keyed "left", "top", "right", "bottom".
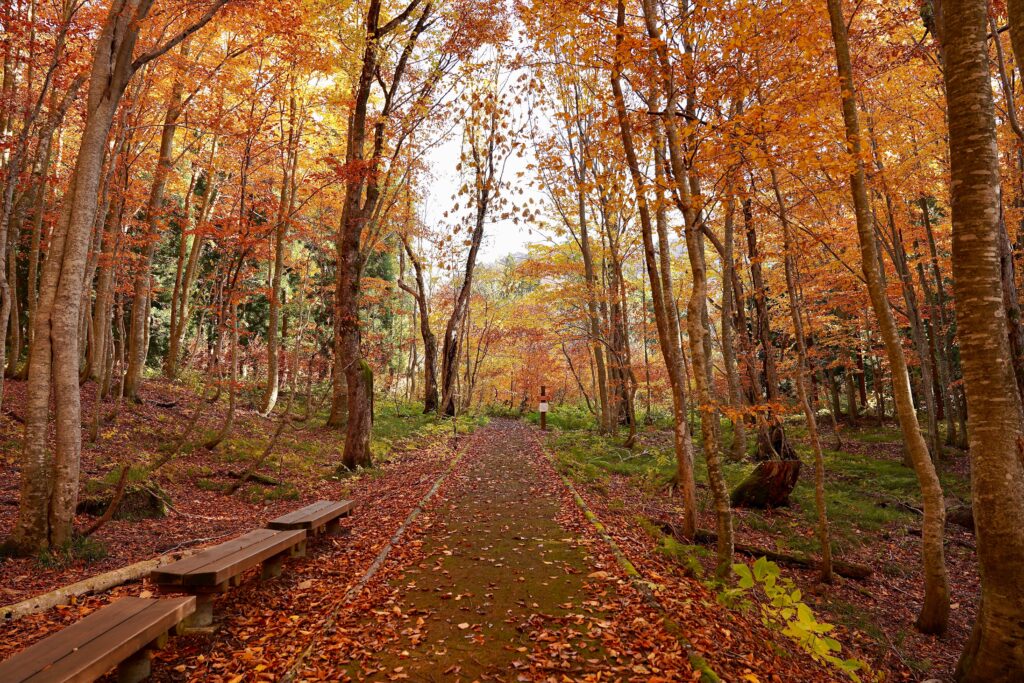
[{"left": 420, "top": 70, "right": 542, "bottom": 264}]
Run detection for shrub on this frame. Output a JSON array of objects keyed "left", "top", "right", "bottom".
[{"left": 727, "top": 558, "right": 868, "bottom": 681}]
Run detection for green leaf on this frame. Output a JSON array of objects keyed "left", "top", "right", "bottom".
[
  {"left": 733, "top": 563, "right": 754, "bottom": 589},
  {"left": 753, "top": 556, "right": 772, "bottom": 581}
]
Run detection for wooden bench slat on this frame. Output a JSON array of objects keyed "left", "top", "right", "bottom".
[
  {"left": 0, "top": 597, "right": 194, "bottom": 683},
  {"left": 0, "top": 599, "right": 153, "bottom": 682},
  {"left": 267, "top": 500, "right": 354, "bottom": 531},
  {"left": 152, "top": 529, "right": 306, "bottom": 588},
  {"left": 267, "top": 500, "right": 333, "bottom": 526},
  {"left": 28, "top": 597, "right": 195, "bottom": 683},
  {"left": 183, "top": 529, "right": 305, "bottom": 586},
  {"left": 150, "top": 529, "right": 281, "bottom": 585}
]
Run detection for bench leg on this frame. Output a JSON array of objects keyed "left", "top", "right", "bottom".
[
  {"left": 261, "top": 552, "right": 285, "bottom": 580},
  {"left": 325, "top": 518, "right": 341, "bottom": 536},
  {"left": 291, "top": 539, "right": 307, "bottom": 558},
  {"left": 117, "top": 650, "right": 151, "bottom": 683},
  {"left": 184, "top": 593, "right": 215, "bottom": 628}
]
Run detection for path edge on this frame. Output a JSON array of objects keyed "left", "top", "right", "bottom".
[
  {"left": 531, "top": 427, "right": 722, "bottom": 683},
  {"left": 280, "top": 433, "right": 470, "bottom": 682}
]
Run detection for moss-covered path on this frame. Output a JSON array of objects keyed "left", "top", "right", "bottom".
[{"left": 328, "top": 419, "right": 692, "bottom": 681}]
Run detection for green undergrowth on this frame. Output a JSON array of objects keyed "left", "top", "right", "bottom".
[
  {"left": 726, "top": 558, "right": 869, "bottom": 681},
  {"left": 85, "top": 464, "right": 153, "bottom": 492},
  {"left": 547, "top": 429, "right": 675, "bottom": 490},
  {"left": 237, "top": 481, "right": 300, "bottom": 504},
  {"left": 524, "top": 403, "right": 598, "bottom": 431},
  {"left": 370, "top": 401, "right": 489, "bottom": 464},
  {"left": 183, "top": 401, "right": 490, "bottom": 490},
  {"left": 35, "top": 535, "right": 108, "bottom": 570},
  {"left": 544, "top": 410, "right": 970, "bottom": 557},
  {"left": 637, "top": 516, "right": 709, "bottom": 578}
]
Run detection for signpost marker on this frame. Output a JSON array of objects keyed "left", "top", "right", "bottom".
[{"left": 539, "top": 385, "right": 548, "bottom": 431}]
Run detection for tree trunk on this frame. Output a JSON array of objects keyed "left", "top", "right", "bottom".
[
  {"left": 720, "top": 193, "right": 748, "bottom": 460},
  {"left": 744, "top": 199, "right": 794, "bottom": 459},
  {"left": 7, "top": 0, "right": 229, "bottom": 553},
  {"left": 400, "top": 236, "right": 438, "bottom": 413},
  {"left": 124, "top": 44, "right": 188, "bottom": 401},
  {"left": 329, "top": 0, "right": 431, "bottom": 470},
  {"left": 205, "top": 303, "right": 237, "bottom": 450},
  {"left": 866, "top": 117, "right": 944, "bottom": 460},
  {"left": 826, "top": 0, "right": 949, "bottom": 634},
  {"left": 639, "top": 0, "right": 733, "bottom": 572},
  {"left": 940, "top": 0, "right": 1024, "bottom": 676},
  {"left": 439, "top": 94, "right": 495, "bottom": 417},
  {"left": 165, "top": 144, "right": 219, "bottom": 379},
  {"left": 731, "top": 460, "right": 802, "bottom": 509},
  {"left": 0, "top": 5, "right": 75, "bottom": 404},
  {"left": 772, "top": 168, "right": 833, "bottom": 582},
  {"left": 9, "top": 3, "right": 144, "bottom": 553},
  {"left": 577, "top": 179, "right": 611, "bottom": 433},
  {"left": 609, "top": 1, "right": 697, "bottom": 538},
  {"left": 261, "top": 89, "right": 300, "bottom": 416}
]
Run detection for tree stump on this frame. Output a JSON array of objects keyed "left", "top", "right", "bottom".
[
  {"left": 730, "top": 460, "right": 802, "bottom": 508},
  {"left": 753, "top": 421, "right": 797, "bottom": 461},
  {"left": 77, "top": 480, "right": 168, "bottom": 521}
]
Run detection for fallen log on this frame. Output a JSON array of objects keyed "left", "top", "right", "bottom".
[
  {"left": 1, "top": 549, "right": 196, "bottom": 621},
  {"left": 947, "top": 504, "right": 974, "bottom": 531},
  {"left": 730, "top": 459, "right": 801, "bottom": 508},
  {"left": 226, "top": 470, "right": 283, "bottom": 487},
  {"left": 906, "top": 527, "right": 976, "bottom": 551},
  {"left": 878, "top": 497, "right": 975, "bottom": 534},
  {"left": 654, "top": 519, "right": 872, "bottom": 580}
]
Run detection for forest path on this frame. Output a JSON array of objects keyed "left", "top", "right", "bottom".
[{"left": 305, "top": 419, "right": 692, "bottom": 681}]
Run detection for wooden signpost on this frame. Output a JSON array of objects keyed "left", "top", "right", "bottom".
[{"left": 539, "top": 385, "right": 548, "bottom": 431}]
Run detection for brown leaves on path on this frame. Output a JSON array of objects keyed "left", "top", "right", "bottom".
[{"left": 4, "top": 416, "right": 853, "bottom": 682}]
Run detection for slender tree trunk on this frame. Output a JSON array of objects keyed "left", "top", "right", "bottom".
[
  {"left": 400, "top": 236, "right": 438, "bottom": 412},
  {"left": 0, "top": 4, "right": 74, "bottom": 403},
  {"left": 124, "top": 44, "right": 188, "bottom": 400},
  {"left": 866, "top": 114, "right": 944, "bottom": 460},
  {"left": 262, "top": 90, "right": 300, "bottom": 416},
  {"left": 439, "top": 108, "right": 494, "bottom": 417},
  {"left": 773, "top": 169, "right": 833, "bottom": 583},
  {"left": 609, "top": 1, "right": 698, "bottom": 538},
  {"left": 826, "top": 0, "right": 949, "bottom": 633},
  {"left": 205, "top": 304, "right": 237, "bottom": 450},
  {"left": 744, "top": 198, "right": 793, "bottom": 459},
  {"left": 165, "top": 156, "right": 218, "bottom": 379},
  {"left": 577, "top": 179, "right": 611, "bottom": 433},
  {"left": 721, "top": 192, "right": 748, "bottom": 460}
]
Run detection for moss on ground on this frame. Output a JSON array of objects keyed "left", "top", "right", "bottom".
[{"left": 547, "top": 416, "right": 971, "bottom": 557}]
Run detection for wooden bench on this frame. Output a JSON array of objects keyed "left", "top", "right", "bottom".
[
  {"left": 150, "top": 528, "right": 305, "bottom": 627},
  {"left": 0, "top": 596, "right": 195, "bottom": 683},
  {"left": 267, "top": 499, "right": 354, "bottom": 541}
]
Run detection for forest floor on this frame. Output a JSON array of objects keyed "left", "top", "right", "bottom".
[
  {"left": 0, "top": 382, "right": 974, "bottom": 681},
  {"left": 0, "top": 377, "right": 480, "bottom": 604},
  {"left": 537, "top": 406, "right": 979, "bottom": 682}
]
